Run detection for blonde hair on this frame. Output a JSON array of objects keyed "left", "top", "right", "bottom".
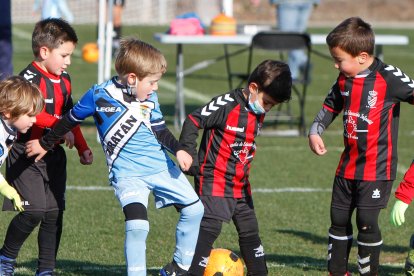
[
  {"left": 115, "top": 37, "right": 167, "bottom": 79},
  {"left": 0, "top": 76, "right": 44, "bottom": 121}
]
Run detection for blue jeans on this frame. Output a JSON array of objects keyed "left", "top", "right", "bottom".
[
  {"left": 42, "top": 0, "right": 74, "bottom": 23},
  {"left": 277, "top": 2, "right": 314, "bottom": 79}
]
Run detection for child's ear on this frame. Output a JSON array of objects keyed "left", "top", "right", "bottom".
[
  {"left": 248, "top": 82, "right": 259, "bottom": 94},
  {"left": 358, "top": 52, "right": 370, "bottom": 64},
  {"left": 2, "top": 112, "right": 11, "bottom": 120},
  {"left": 39, "top": 46, "right": 49, "bottom": 60}
]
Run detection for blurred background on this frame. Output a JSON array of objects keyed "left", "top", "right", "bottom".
[{"left": 12, "top": 0, "right": 414, "bottom": 28}]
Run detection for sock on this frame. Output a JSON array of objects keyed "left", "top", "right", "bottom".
[
  {"left": 125, "top": 219, "right": 149, "bottom": 275},
  {"left": 239, "top": 235, "right": 267, "bottom": 276},
  {"left": 174, "top": 201, "right": 204, "bottom": 270}
]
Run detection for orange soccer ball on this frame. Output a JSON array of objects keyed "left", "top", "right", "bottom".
[
  {"left": 82, "top": 42, "right": 99, "bottom": 63},
  {"left": 204, "top": 248, "right": 244, "bottom": 276}
]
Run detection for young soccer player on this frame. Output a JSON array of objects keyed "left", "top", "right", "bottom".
[
  {"left": 308, "top": 17, "right": 414, "bottom": 275},
  {"left": 0, "top": 76, "right": 44, "bottom": 211},
  {"left": 0, "top": 18, "right": 93, "bottom": 276},
  {"left": 178, "top": 59, "right": 292, "bottom": 276},
  {"left": 389, "top": 163, "right": 414, "bottom": 274},
  {"left": 25, "top": 37, "right": 204, "bottom": 276}
]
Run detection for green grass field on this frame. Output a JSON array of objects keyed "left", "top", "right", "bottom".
[{"left": 3, "top": 23, "right": 414, "bottom": 275}]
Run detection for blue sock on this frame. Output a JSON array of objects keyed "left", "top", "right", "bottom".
[
  {"left": 125, "top": 219, "right": 149, "bottom": 276},
  {"left": 174, "top": 201, "right": 204, "bottom": 269}
]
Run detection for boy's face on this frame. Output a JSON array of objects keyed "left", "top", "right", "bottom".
[
  {"left": 40, "top": 41, "right": 75, "bottom": 76},
  {"left": 329, "top": 47, "right": 368, "bottom": 78},
  {"left": 4, "top": 113, "right": 37, "bottom": 134},
  {"left": 129, "top": 72, "right": 163, "bottom": 102},
  {"left": 248, "top": 83, "right": 279, "bottom": 113}
]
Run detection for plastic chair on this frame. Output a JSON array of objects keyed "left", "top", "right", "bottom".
[{"left": 226, "top": 31, "right": 312, "bottom": 136}]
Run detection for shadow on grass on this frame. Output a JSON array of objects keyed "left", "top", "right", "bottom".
[
  {"left": 266, "top": 253, "right": 404, "bottom": 275},
  {"left": 16, "top": 255, "right": 405, "bottom": 275},
  {"left": 276, "top": 228, "right": 407, "bottom": 254}
]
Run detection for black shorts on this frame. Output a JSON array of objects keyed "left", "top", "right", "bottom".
[
  {"left": 331, "top": 176, "right": 393, "bottom": 210},
  {"left": 200, "top": 195, "right": 255, "bottom": 222},
  {"left": 3, "top": 142, "right": 67, "bottom": 212}
]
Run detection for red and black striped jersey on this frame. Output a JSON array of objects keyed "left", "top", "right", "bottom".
[
  {"left": 180, "top": 88, "right": 264, "bottom": 198},
  {"left": 18, "top": 62, "right": 89, "bottom": 155},
  {"left": 323, "top": 58, "right": 414, "bottom": 181}
]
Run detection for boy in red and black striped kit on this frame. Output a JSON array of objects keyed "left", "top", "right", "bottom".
[
  {"left": 309, "top": 17, "right": 414, "bottom": 276},
  {"left": 179, "top": 59, "right": 292, "bottom": 276},
  {"left": 0, "top": 18, "right": 93, "bottom": 276}
]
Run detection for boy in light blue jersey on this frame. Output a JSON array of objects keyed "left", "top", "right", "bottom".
[{"left": 25, "top": 37, "right": 204, "bottom": 276}]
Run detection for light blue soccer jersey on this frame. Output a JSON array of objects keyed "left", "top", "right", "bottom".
[{"left": 70, "top": 77, "right": 174, "bottom": 179}]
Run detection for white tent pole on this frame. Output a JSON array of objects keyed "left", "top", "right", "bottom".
[
  {"left": 104, "top": 0, "right": 113, "bottom": 81},
  {"left": 222, "top": 0, "right": 233, "bottom": 16},
  {"left": 97, "top": 0, "right": 106, "bottom": 84}
]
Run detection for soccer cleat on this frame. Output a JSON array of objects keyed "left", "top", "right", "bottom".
[
  {"left": 159, "top": 260, "right": 188, "bottom": 276},
  {"left": 405, "top": 234, "right": 414, "bottom": 276},
  {"left": 0, "top": 255, "right": 16, "bottom": 276}
]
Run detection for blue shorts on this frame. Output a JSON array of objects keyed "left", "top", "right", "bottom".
[{"left": 111, "top": 165, "right": 199, "bottom": 209}]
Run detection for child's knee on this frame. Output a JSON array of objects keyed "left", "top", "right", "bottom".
[{"left": 181, "top": 200, "right": 204, "bottom": 219}]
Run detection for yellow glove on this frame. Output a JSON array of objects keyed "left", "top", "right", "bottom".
[
  {"left": 390, "top": 199, "right": 409, "bottom": 227},
  {"left": 0, "top": 180, "right": 24, "bottom": 212}
]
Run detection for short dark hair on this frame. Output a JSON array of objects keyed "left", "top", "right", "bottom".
[
  {"left": 326, "top": 17, "right": 374, "bottom": 57},
  {"left": 248, "top": 59, "right": 292, "bottom": 103},
  {"left": 32, "top": 18, "right": 78, "bottom": 57}
]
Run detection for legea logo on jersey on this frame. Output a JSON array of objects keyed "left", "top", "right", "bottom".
[
  {"left": 96, "top": 98, "right": 122, "bottom": 117},
  {"left": 96, "top": 106, "right": 122, "bottom": 113},
  {"left": 366, "top": 90, "right": 378, "bottom": 109}
]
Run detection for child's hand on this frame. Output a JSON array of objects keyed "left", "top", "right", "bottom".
[
  {"left": 63, "top": 131, "right": 74, "bottom": 149},
  {"left": 0, "top": 181, "right": 24, "bottom": 212},
  {"left": 25, "top": 139, "right": 48, "bottom": 162},
  {"left": 308, "top": 134, "right": 327, "bottom": 155},
  {"left": 176, "top": 150, "right": 193, "bottom": 171},
  {"left": 80, "top": 149, "right": 93, "bottom": 165},
  {"left": 390, "top": 199, "right": 409, "bottom": 226}
]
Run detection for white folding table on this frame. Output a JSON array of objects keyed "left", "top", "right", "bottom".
[{"left": 153, "top": 33, "right": 409, "bottom": 130}]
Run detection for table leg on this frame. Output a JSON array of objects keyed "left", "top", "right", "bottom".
[{"left": 175, "top": 43, "right": 186, "bottom": 131}]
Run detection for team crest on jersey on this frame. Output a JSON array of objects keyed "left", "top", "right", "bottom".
[
  {"left": 343, "top": 110, "right": 372, "bottom": 139},
  {"left": 366, "top": 90, "right": 377, "bottom": 109},
  {"left": 344, "top": 116, "right": 358, "bottom": 139},
  {"left": 230, "top": 141, "right": 255, "bottom": 164}
]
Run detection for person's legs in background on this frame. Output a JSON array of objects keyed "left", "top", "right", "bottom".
[
  {"left": 0, "top": 0, "right": 12, "bottom": 80},
  {"left": 277, "top": 2, "right": 313, "bottom": 80},
  {"left": 112, "top": 0, "right": 124, "bottom": 56}
]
